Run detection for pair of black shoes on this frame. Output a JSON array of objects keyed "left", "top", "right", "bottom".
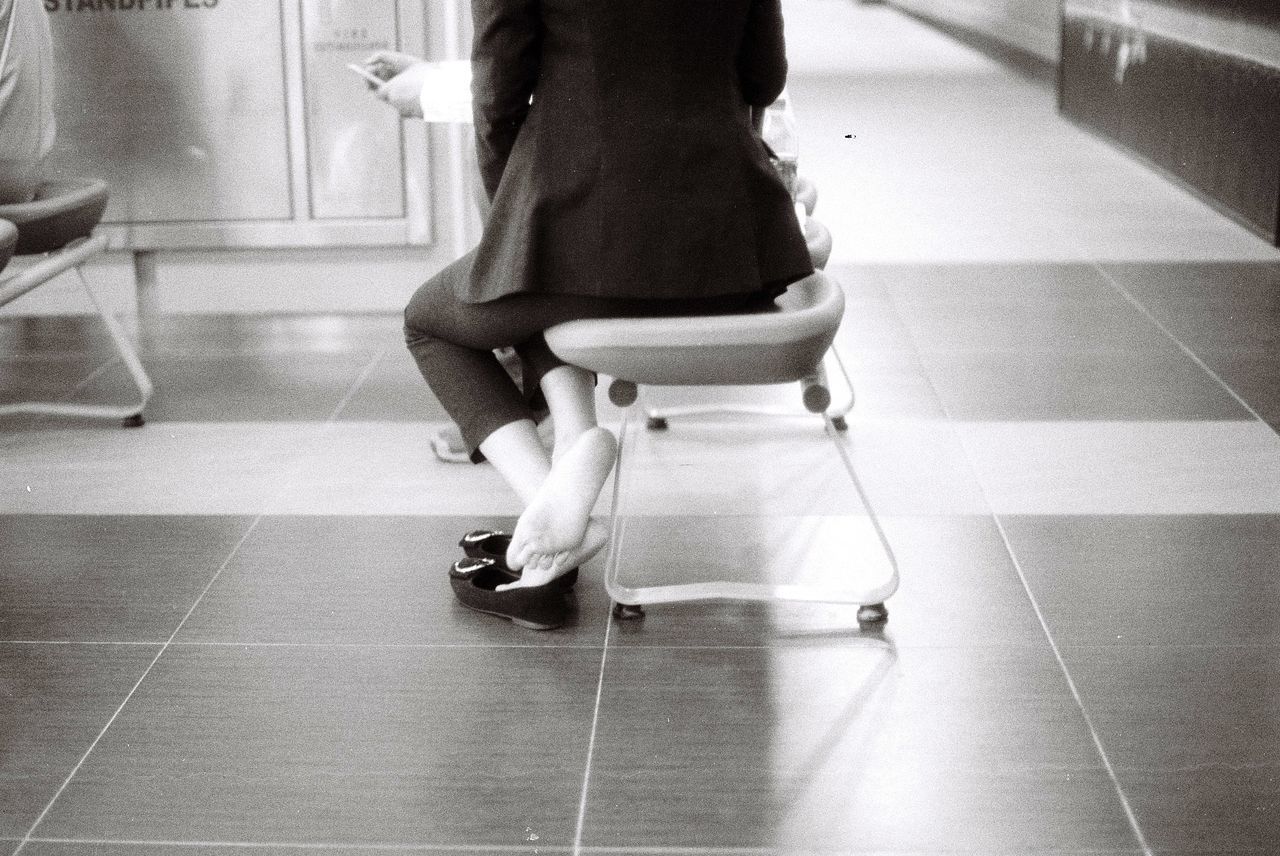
[{"left": 449, "top": 530, "right": 579, "bottom": 631}]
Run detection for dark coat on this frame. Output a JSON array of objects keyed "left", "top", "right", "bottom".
[{"left": 461, "top": 0, "right": 814, "bottom": 303}]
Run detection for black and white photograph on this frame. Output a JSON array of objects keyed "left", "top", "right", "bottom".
[{"left": 1, "top": 0, "right": 1278, "bottom": 852}]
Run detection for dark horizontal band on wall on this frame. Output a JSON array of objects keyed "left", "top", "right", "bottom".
[
  {"left": 1060, "top": 13, "right": 1280, "bottom": 244},
  {"left": 1065, "top": 0, "right": 1280, "bottom": 70}
]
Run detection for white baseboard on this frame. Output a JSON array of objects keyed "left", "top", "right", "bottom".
[{"left": 0, "top": 246, "right": 445, "bottom": 317}]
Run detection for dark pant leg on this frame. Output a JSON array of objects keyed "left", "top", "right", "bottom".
[
  {"left": 406, "top": 257, "right": 778, "bottom": 459},
  {"left": 404, "top": 254, "right": 538, "bottom": 460},
  {"left": 515, "top": 334, "right": 569, "bottom": 396}
]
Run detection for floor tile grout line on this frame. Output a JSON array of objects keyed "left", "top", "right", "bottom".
[
  {"left": 11, "top": 838, "right": 1166, "bottom": 856},
  {"left": 1091, "top": 261, "right": 1275, "bottom": 432},
  {"left": 880, "top": 282, "right": 1155, "bottom": 856},
  {"left": 985, "top": 513, "right": 1154, "bottom": 856},
  {"left": 62, "top": 355, "right": 118, "bottom": 397},
  {"left": 940, "top": 419, "right": 1157, "bottom": 852},
  {"left": 948, "top": 444, "right": 1155, "bottom": 854},
  {"left": 24, "top": 839, "right": 570, "bottom": 853},
  {"left": 571, "top": 604, "right": 615, "bottom": 855},
  {"left": 12, "top": 514, "right": 268, "bottom": 855},
  {"left": 21, "top": 354, "right": 120, "bottom": 431},
  {"left": 0, "top": 351, "right": 117, "bottom": 364},
  {"left": 0, "top": 639, "right": 607, "bottom": 649},
  {"left": 328, "top": 347, "right": 387, "bottom": 422},
  {"left": 252, "top": 347, "right": 386, "bottom": 516},
  {"left": 0, "top": 637, "right": 1081, "bottom": 651}
]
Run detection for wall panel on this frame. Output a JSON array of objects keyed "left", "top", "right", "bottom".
[
  {"left": 42, "top": 0, "right": 436, "bottom": 249},
  {"left": 1060, "top": 0, "right": 1280, "bottom": 243}
]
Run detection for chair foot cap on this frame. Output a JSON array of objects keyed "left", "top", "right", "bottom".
[
  {"left": 857, "top": 602, "right": 888, "bottom": 626},
  {"left": 612, "top": 602, "right": 645, "bottom": 621}
]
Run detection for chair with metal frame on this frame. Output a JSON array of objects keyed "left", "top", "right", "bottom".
[
  {"left": 0, "top": 178, "right": 153, "bottom": 426},
  {"left": 544, "top": 215, "right": 898, "bottom": 628}
]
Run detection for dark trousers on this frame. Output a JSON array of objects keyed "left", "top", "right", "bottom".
[{"left": 404, "top": 252, "right": 773, "bottom": 461}]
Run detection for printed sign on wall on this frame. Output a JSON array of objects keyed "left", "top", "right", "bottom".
[
  {"left": 301, "top": 0, "right": 406, "bottom": 220},
  {"left": 45, "top": 0, "right": 294, "bottom": 224}
]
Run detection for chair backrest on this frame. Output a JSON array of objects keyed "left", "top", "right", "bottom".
[{"left": 544, "top": 269, "right": 844, "bottom": 387}]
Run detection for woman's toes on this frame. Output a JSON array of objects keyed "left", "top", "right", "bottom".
[
  {"left": 497, "top": 552, "right": 556, "bottom": 590},
  {"left": 508, "top": 534, "right": 544, "bottom": 571},
  {"left": 506, "top": 541, "right": 525, "bottom": 571}
]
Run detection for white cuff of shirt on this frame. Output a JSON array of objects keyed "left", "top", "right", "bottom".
[{"left": 416, "top": 60, "right": 474, "bottom": 124}]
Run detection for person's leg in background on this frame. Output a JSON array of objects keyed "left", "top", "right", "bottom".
[{"left": 427, "top": 348, "right": 553, "bottom": 464}]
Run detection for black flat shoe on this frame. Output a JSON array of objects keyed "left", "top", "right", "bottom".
[
  {"left": 459, "top": 529, "right": 580, "bottom": 590},
  {"left": 448, "top": 557, "right": 568, "bottom": 631}
]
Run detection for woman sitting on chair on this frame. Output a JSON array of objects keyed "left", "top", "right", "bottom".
[{"left": 396, "top": 0, "right": 813, "bottom": 590}]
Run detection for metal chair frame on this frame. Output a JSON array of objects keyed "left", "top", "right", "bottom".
[
  {"left": 547, "top": 267, "right": 899, "bottom": 627},
  {"left": 0, "top": 233, "right": 153, "bottom": 425}
]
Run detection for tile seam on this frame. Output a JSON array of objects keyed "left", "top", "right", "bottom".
[
  {"left": 571, "top": 603, "right": 615, "bottom": 855},
  {"left": 326, "top": 347, "right": 387, "bottom": 422},
  {"left": 12, "top": 514, "right": 268, "bottom": 854},
  {"left": 1091, "top": 262, "right": 1275, "bottom": 433},
  {"left": 882, "top": 280, "right": 1155, "bottom": 855},
  {"left": 988, "top": 513, "right": 1156, "bottom": 854},
  {"left": 20, "top": 354, "right": 119, "bottom": 431},
  {"left": 0, "top": 638, "right": 1087, "bottom": 651},
  {"left": 12, "top": 342, "right": 387, "bottom": 850},
  {"left": 24, "top": 839, "right": 569, "bottom": 852}
]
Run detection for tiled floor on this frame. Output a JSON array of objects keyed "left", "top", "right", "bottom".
[{"left": 3, "top": 1, "right": 1280, "bottom": 854}]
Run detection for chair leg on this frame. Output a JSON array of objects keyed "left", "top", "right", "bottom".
[
  {"left": 611, "top": 602, "right": 645, "bottom": 620},
  {"left": 0, "top": 264, "right": 154, "bottom": 425},
  {"left": 857, "top": 602, "right": 889, "bottom": 627},
  {"left": 602, "top": 390, "right": 900, "bottom": 618},
  {"left": 77, "top": 267, "right": 154, "bottom": 411},
  {"left": 823, "top": 344, "right": 856, "bottom": 423}
]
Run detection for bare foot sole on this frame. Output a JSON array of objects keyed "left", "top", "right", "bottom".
[
  {"left": 507, "top": 427, "right": 616, "bottom": 571},
  {"left": 497, "top": 519, "right": 609, "bottom": 591}
]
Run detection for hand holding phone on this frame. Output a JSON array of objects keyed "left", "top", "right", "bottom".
[{"left": 347, "top": 63, "right": 385, "bottom": 87}]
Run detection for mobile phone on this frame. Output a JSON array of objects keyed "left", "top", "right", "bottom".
[{"left": 347, "top": 63, "right": 385, "bottom": 86}]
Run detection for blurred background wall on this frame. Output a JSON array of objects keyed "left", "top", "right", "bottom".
[
  {"left": 9, "top": 0, "right": 478, "bottom": 316},
  {"left": 7, "top": 0, "right": 1278, "bottom": 319},
  {"left": 1059, "top": 0, "right": 1279, "bottom": 244},
  {"left": 889, "top": 0, "right": 1060, "bottom": 64},
  {"left": 889, "top": 0, "right": 1280, "bottom": 244}
]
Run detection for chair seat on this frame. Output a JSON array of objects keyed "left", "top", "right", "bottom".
[
  {"left": 0, "top": 178, "right": 109, "bottom": 255},
  {"left": 0, "top": 219, "right": 17, "bottom": 273},
  {"left": 544, "top": 270, "right": 844, "bottom": 386}
]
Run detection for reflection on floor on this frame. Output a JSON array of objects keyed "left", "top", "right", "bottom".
[{"left": 3, "top": 1, "right": 1280, "bottom": 854}]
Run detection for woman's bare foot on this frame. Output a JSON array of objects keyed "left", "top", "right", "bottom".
[
  {"left": 506, "top": 427, "right": 616, "bottom": 572},
  {"left": 496, "top": 518, "right": 610, "bottom": 590}
]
